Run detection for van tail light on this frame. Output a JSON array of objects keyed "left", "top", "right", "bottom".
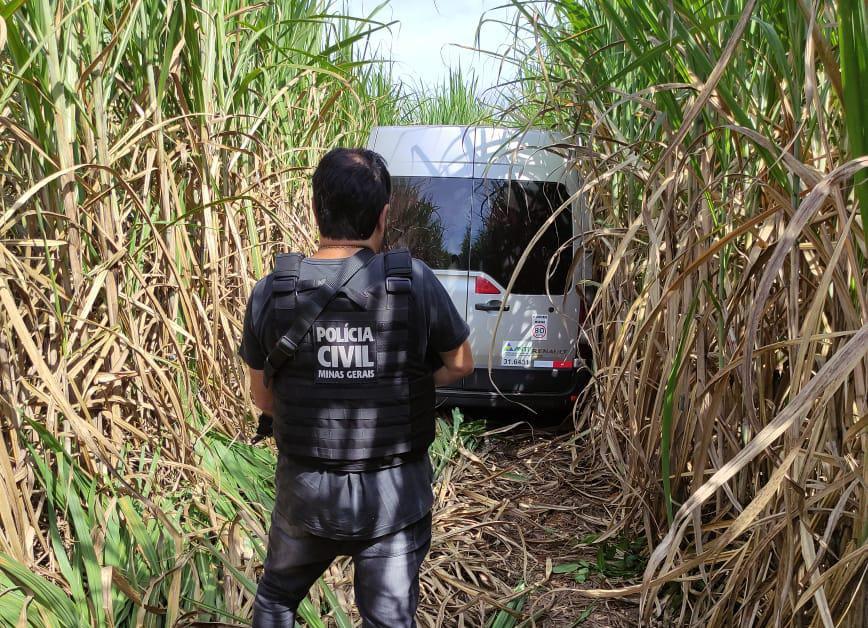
[{"left": 474, "top": 276, "right": 501, "bottom": 295}]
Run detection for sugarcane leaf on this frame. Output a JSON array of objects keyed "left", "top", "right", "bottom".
[{"left": 0, "top": 553, "right": 77, "bottom": 627}]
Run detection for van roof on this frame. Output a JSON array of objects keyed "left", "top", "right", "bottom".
[{"left": 368, "top": 125, "right": 577, "bottom": 182}]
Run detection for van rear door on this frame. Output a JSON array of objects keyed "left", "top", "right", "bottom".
[{"left": 464, "top": 178, "right": 580, "bottom": 396}]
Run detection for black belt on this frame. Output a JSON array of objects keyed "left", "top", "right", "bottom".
[{"left": 285, "top": 450, "right": 427, "bottom": 472}]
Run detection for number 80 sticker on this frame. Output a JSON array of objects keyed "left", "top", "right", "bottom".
[{"left": 532, "top": 315, "right": 548, "bottom": 340}]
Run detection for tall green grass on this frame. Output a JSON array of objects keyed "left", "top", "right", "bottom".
[
  {"left": 839, "top": 0, "right": 868, "bottom": 248},
  {"left": 0, "top": 0, "right": 498, "bottom": 621},
  {"left": 0, "top": 420, "right": 272, "bottom": 627},
  {"left": 0, "top": 0, "right": 405, "bottom": 624},
  {"left": 396, "top": 67, "right": 492, "bottom": 126}
]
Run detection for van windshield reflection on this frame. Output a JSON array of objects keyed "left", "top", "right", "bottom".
[
  {"left": 389, "top": 176, "right": 572, "bottom": 294},
  {"left": 388, "top": 177, "right": 471, "bottom": 271},
  {"left": 472, "top": 179, "right": 572, "bottom": 294}
]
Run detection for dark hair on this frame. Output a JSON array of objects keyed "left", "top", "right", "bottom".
[{"left": 311, "top": 147, "right": 391, "bottom": 240}]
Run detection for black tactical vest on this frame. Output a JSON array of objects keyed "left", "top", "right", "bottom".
[{"left": 263, "top": 248, "right": 435, "bottom": 471}]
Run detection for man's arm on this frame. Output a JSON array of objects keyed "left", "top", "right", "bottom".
[
  {"left": 240, "top": 279, "right": 274, "bottom": 417},
  {"left": 433, "top": 339, "right": 474, "bottom": 387},
  {"left": 248, "top": 368, "right": 274, "bottom": 415},
  {"left": 416, "top": 259, "right": 473, "bottom": 387}
]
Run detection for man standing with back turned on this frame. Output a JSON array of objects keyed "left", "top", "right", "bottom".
[{"left": 239, "top": 147, "right": 473, "bottom": 627}]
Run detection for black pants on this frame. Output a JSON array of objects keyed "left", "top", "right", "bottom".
[{"left": 252, "top": 512, "right": 432, "bottom": 627}]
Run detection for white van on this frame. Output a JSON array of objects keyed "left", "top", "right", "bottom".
[{"left": 367, "top": 126, "right": 592, "bottom": 412}]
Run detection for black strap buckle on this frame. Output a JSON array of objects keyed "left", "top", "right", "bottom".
[
  {"left": 386, "top": 276, "right": 412, "bottom": 293},
  {"left": 271, "top": 275, "right": 298, "bottom": 293},
  {"left": 264, "top": 336, "right": 298, "bottom": 385},
  {"left": 272, "top": 336, "right": 298, "bottom": 361}
]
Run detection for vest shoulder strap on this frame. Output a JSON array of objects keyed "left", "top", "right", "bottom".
[
  {"left": 270, "top": 252, "right": 305, "bottom": 304},
  {"left": 383, "top": 248, "right": 412, "bottom": 293},
  {"left": 251, "top": 252, "right": 305, "bottom": 348},
  {"left": 383, "top": 248, "right": 412, "bottom": 277},
  {"left": 275, "top": 252, "right": 305, "bottom": 273},
  {"left": 272, "top": 252, "right": 305, "bottom": 292}
]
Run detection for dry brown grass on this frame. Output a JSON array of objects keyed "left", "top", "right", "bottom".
[
  {"left": 500, "top": 1, "right": 867, "bottom": 625},
  {"left": 0, "top": 1, "right": 395, "bottom": 624},
  {"left": 307, "top": 427, "right": 638, "bottom": 627}
]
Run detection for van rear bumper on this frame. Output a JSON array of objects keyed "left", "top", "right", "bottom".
[
  {"left": 435, "top": 366, "right": 590, "bottom": 411},
  {"left": 435, "top": 388, "right": 576, "bottom": 411}
]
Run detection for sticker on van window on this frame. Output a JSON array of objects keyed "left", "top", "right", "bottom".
[
  {"left": 502, "top": 341, "right": 533, "bottom": 368},
  {"left": 532, "top": 315, "right": 548, "bottom": 340}
]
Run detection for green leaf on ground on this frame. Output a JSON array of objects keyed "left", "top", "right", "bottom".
[
  {"left": 571, "top": 605, "right": 595, "bottom": 626},
  {"left": 552, "top": 563, "right": 581, "bottom": 574}
]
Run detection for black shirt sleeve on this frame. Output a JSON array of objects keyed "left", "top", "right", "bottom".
[
  {"left": 238, "top": 278, "right": 269, "bottom": 370},
  {"left": 414, "top": 260, "right": 470, "bottom": 355}
]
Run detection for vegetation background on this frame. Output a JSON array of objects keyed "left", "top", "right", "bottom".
[{"left": 0, "top": 0, "right": 865, "bottom": 626}]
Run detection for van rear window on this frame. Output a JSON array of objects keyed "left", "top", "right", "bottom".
[
  {"left": 387, "top": 177, "right": 471, "bottom": 270},
  {"left": 471, "top": 180, "right": 573, "bottom": 295},
  {"left": 388, "top": 177, "right": 574, "bottom": 295}
]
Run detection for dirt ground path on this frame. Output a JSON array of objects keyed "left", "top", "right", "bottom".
[{"left": 418, "top": 427, "right": 640, "bottom": 627}]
